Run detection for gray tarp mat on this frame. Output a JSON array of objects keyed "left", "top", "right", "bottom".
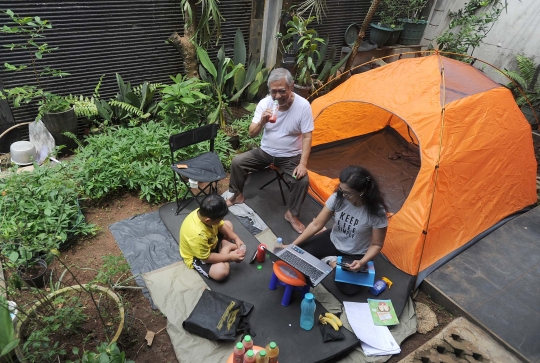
[{"left": 109, "top": 211, "right": 181, "bottom": 307}]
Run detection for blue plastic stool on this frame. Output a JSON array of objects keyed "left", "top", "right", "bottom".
[{"left": 268, "top": 261, "right": 310, "bottom": 306}]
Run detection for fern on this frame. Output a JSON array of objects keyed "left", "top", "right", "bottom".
[
  {"left": 501, "top": 54, "right": 540, "bottom": 107},
  {"left": 66, "top": 95, "right": 99, "bottom": 118},
  {"left": 132, "top": 82, "right": 163, "bottom": 96},
  {"left": 109, "top": 100, "right": 145, "bottom": 117},
  {"left": 94, "top": 74, "right": 105, "bottom": 98}
]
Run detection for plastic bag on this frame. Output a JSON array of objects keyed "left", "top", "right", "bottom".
[
  {"left": 318, "top": 321, "right": 345, "bottom": 342},
  {"left": 183, "top": 289, "right": 254, "bottom": 341}
]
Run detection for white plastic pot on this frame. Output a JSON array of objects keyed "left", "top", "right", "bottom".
[{"left": 10, "top": 141, "right": 37, "bottom": 165}]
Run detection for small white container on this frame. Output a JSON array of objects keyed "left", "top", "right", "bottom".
[
  {"left": 10, "top": 141, "right": 37, "bottom": 165},
  {"left": 189, "top": 179, "right": 199, "bottom": 188}
]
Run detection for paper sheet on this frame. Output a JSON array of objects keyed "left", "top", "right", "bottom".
[{"left": 343, "top": 301, "right": 400, "bottom": 352}]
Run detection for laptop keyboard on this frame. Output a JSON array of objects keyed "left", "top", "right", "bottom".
[{"left": 279, "top": 250, "right": 325, "bottom": 281}]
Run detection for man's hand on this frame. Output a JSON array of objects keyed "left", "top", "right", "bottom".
[{"left": 292, "top": 163, "right": 308, "bottom": 179}]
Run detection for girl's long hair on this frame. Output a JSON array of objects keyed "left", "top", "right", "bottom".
[{"left": 334, "top": 165, "right": 387, "bottom": 217}]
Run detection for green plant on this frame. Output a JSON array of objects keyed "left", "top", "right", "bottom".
[
  {"left": 229, "top": 113, "right": 261, "bottom": 153},
  {"left": 94, "top": 74, "right": 161, "bottom": 125},
  {"left": 158, "top": 74, "right": 210, "bottom": 126},
  {"left": 79, "top": 342, "right": 134, "bottom": 363},
  {"left": 403, "top": 0, "right": 428, "bottom": 21},
  {"left": 197, "top": 45, "right": 244, "bottom": 127},
  {"left": 0, "top": 296, "right": 19, "bottom": 363},
  {"left": 0, "top": 164, "right": 98, "bottom": 267},
  {"left": 501, "top": 54, "right": 540, "bottom": 108},
  {"left": 435, "top": 0, "right": 505, "bottom": 57},
  {"left": 227, "top": 29, "right": 270, "bottom": 112},
  {"left": 22, "top": 294, "right": 88, "bottom": 362},
  {"left": 0, "top": 9, "right": 70, "bottom": 120},
  {"left": 284, "top": 16, "right": 325, "bottom": 87},
  {"left": 296, "top": 0, "right": 328, "bottom": 23},
  {"left": 377, "top": 0, "right": 405, "bottom": 28},
  {"left": 87, "top": 255, "right": 140, "bottom": 291}
]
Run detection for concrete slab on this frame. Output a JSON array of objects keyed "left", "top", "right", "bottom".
[{"left": 399, "top": 317, "right": 522, "bottom": 363}]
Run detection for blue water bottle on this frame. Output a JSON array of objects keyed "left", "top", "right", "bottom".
[{"left": 300, "top": 293, "right": 316, "bottom": 330}]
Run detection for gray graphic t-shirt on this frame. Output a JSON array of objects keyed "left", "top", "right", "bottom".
[{"left": 325, "top": 193, "right": 388, "bottom": 255}]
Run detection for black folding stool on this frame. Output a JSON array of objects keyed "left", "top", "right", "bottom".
[{"left": 259, "top": 163, "right": 291, "bottom": 206}]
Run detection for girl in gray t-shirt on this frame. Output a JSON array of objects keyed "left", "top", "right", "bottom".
[{"left": 291, "top": 166, "right": 388, "bottom": 274}]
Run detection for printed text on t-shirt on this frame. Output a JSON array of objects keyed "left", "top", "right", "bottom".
[{"left": 337, "top": 212, "right": 359, "bottom": 238}]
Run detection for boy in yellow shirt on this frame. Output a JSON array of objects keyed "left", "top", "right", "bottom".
[{"left": 180, "top": 194, "right": 246, "bottom": 281}]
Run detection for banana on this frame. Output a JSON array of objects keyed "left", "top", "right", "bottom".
[
  {"left": 319, "top": 315, "right": 339, "bottom": 330},
  {"left": 324, "top": 312, "right": 343, "bottom": 327}
]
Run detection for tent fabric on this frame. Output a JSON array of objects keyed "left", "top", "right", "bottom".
[{"left": 308, "top": 54, "right": 537, "bottom": 278}]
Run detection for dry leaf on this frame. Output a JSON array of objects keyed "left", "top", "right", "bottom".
[{"left": 145, "top": 330, "right": 156, "bottom": 346}]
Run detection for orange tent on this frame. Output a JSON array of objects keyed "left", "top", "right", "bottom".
[{"left": 308, "top": 54, "right": 537, "bottom": 281}]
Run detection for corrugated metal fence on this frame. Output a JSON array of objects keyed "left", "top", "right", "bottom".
[{"left": 0, "top": 0, "right": 252, "bottom": 148}]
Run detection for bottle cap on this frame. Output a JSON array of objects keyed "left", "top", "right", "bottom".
[
  {"left": 236, "top": 342, "right": 244, "bottom": 349},
  {"left": 246, "top": 350, "right": 254, "bottom": 357},
  {"left": 257, "top": 265, "right": 262, "bottom": 270},
  {"left": 269, "top": 342, "right": 277, "bottom": 349},
  {"left": 305, "top": 293, "right": 314, "bottom": 300},
  {"left": 277, "top": 237, "right": 282, "bottom": 243},
  {"left": 259, "top": 350, "right": 267, "bottom": 356},
  {"left": 244, "top": 335, "right": 252, "bottom": 342}
]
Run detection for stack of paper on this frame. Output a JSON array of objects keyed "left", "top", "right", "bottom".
[{"left": 343, "top": 301, "right": 401, "bottom": 356}]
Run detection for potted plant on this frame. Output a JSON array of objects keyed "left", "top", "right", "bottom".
[
  {"left": 370, "top": 0, "right": 405, "bottom": 46},
  {"left": 0, "top": 9, "right": 76, "bottom": 150},
  {"left": 283, "top": 15, "right": 325, "bottom": 98},
  {"left": 501, "top": 54, "right": 540, "bottom": 129},
  {"left": 398, "top": 0, "right": 429, "bottom": 45},
  {"left": 275, "top": 31, "right": 297, "bottom": 75}
]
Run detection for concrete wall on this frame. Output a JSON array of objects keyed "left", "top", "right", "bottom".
[{"left": 422, "top": 0, "right": 540, "bottom": 84}]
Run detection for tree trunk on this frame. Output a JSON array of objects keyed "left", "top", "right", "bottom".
[
  {"left": 343, "top": 0, "right": 382, "bottom": 75},
  {"left": 167, "top": 0, "right": 199, "bottom": 79}
]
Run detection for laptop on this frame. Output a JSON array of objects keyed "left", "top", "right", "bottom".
[{"left": 265, "top": 244, "right": 332, "bottom": 287}]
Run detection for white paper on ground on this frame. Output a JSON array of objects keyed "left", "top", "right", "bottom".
[
  {"left": 361, "top": 341, "right": 401, "bottom": 356},
  {"left": 343, "top": 301, "right": 400, "bottom": 352}
]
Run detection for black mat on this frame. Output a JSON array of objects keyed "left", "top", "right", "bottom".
[
  {"left": 243, "top": 169, "right": 335, "bottom": 244},
  {"left": 159, "top": 201, "right": 359, "bottom": 363},
  {"left": 243, "top": 171, "right": 415, "bottom": 317}
]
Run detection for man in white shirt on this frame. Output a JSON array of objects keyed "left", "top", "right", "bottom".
[{"left": 226, "top": 68, "right": 314, "bottom": 233}]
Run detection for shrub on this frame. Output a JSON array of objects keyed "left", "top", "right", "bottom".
[
  {"left": 69, "top": 121, "right": 234, "bottom": 203},
  {"left": 0, "top": 164, "right": 98, "bottom": 264}
]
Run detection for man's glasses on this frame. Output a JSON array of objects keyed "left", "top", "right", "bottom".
[
  {"left": 338, "top": 187, "right": 360, "bottom": 199},
  {"left": 270, "top": 89, "right": 289, "bottom": 96}
]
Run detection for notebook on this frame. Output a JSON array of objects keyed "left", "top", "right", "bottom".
[{"left": 266, "top": 244, "right": 332, "bottom": 287}]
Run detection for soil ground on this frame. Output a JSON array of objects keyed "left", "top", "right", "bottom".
[{"left": 59, "top": 177, "right": 456, "bottom": 363}]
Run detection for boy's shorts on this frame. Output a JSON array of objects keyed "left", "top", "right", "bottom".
[{"left": 192, "top": 234, "right": 224, "bottom": 280}]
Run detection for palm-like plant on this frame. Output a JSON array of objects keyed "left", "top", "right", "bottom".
[{"left": 502, "top": 54, "right": 540, "bottom": 108}]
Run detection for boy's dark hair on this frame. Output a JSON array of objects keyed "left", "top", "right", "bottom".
[{"left": 199, "top": 194, "right": 228, "bottom": 220}]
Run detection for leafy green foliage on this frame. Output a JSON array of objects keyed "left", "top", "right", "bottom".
[
  {"left": 501, "top": 54, "right": 540, "bottom": 108},
  {"left": 0, "top": 9, "right": 70, "bottom": 119},
  {"left": 228, "top": 113, "right": 261, "bottom": 153},
  {"left": 284, "top": 16, "right": 325, "bottom": 86},
  {"left": 0, "top": 296, "right": 18, "bottom": 361},
  {"left": 377, "top": 0, "right": 406, "bottom": 28},
  {"left": 94, "top": 74, "right": 160, "bottom": 126},
  {"left": 0, "top": 164, "right": 98, "bottom": 265},
  {"left": 436, "top": 0, "right": 505, "bottom": 58},
  {"left": 158, "top": 74, "right": 210, "bottom": 126},
  {"left": 78, "top": 342, "right": 134, "bottom": 363},
  {"left": 22, "top": 295, "right": 88, "bottom": 363},
  {"left": 90, "top": 255, "right": 131, "bottom": 287},
  {"left": 197, "top": 45, "right": 243, "bottom": 128}
]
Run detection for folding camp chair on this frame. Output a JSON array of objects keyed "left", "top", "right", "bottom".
[
  {"left": 259, "top": 163, "right": 291, "bottom": 206},
  {"left": 169, "top": 124, "right": 226, "bottom": 214}
]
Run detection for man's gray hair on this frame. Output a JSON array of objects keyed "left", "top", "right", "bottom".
[{"left": 267, "top": 68, "right": 294, "bottom": 87}]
